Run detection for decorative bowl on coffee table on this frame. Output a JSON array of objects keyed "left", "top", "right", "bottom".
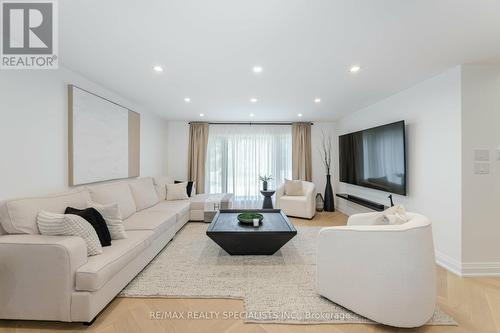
[{"left": 237, "top": 212, "right": 263, "bottom": 224}]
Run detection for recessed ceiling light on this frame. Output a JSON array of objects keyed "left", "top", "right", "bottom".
[
  {"left": 250, "top": 98, "right": 258, "bottom": 103},
  {"left": 298, "top": 113, "right": 303, "bottom": 117},
  {"left": 199, "top": 113, "right": 204, "bottom": 117},
  {"left": 250, "top": 113, "right": 255, "bottom": 117},
  {"left": 184, "top": 97, "right": 191, "bottom": 103},
  {"left": 349, "top": 65, "right": 361, "bottom": 73},
  {"left": 153, "top": 65, "right": 164, "bottom": 72},
  {"left": 252, "top": 66, "right": 263, "bottom": 73},
  {"left": 314, "top": 98, "right": 321, "bottom": 103}
]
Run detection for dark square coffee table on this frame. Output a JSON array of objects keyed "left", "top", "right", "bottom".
[{"left": 206, "top": 209, "right": 297, "bottom": 255}]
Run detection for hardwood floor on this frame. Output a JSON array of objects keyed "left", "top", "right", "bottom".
[{"left": 1, "top": 212, "right": 499, "bottom": 333}]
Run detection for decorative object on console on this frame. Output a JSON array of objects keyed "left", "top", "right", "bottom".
[
  {"left": 174, "top": 180, "right": 195, "bottom": 197},
  {"left": 65, "top": 207, "right": 112, "bottom": 246},
  {"left": 315, "top": 193, "right": 324, "bottom": 212},
  {"left": 36, "top": 211, "right": 103, "bottom": 256},
  {"left": 258, "top": 174, "right": 272, "bottom": 191},
  {"left": 388, "top": 194, "right": 395, "bottom": 207},
  {"left": 166, "top": 182, "right": 189, "bottom": 201},
  {"left": 320, "top": 130, "right": 335, "bottom": 212}
]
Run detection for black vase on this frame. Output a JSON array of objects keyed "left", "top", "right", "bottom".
[
  {"left": 263, "top": 181, "right": 268, "bottom": 191},
  {"left": 324, "top": 174, "right": 335, "bottom": 212}
]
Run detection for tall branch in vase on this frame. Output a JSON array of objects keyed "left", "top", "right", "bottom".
[{"left": 320, "top": 130, "right": 335, "bottom": 212}]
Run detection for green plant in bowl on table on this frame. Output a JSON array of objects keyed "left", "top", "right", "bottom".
[{"left": 237, "top": 213, "right": 264, "bottom": 224}]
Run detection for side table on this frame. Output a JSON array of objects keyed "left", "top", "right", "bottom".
[{"left": 260, "top": 190, "right": 275, "bottom": 209}]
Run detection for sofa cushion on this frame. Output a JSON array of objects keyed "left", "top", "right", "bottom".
[
  {"left": 149, "top": 200, "right": 190, "bottom": 218},
  {"left": 87, "top": 182, "right": 137, "bottom": 219},
  {"left": 129, "top": 178, "right": 160, "bottom": 211},
  {"left": 75, "top": 230, "right": 153, "bottom": 292},
  {"left": 0, "top": 189, "right": 91, "bottom": 234},
  {"left": 124, "top": 208, "right": 177, "bottom": 238}
]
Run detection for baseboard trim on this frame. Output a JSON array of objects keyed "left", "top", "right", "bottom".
[
  {"left": 435, "top": 251, "right": 462, "bottom": 276},
  {"left": 461, "top": 261, "right": 500, "bottom": 277}
]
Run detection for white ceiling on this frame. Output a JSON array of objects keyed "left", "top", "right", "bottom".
[{"left": 60, "top": 0, "right": 500, "bottom": 121}]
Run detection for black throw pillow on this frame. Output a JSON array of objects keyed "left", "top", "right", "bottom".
[
  {"left": 175, "top": 180, "right": 194, "bottom": 197},
  {"left": 65, "top": 207, "right": 112, "bottom": 247}
]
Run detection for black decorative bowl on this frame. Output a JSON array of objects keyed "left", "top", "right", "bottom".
[{"left": 237, "top": 213, "right": 264, "bottom": 224}]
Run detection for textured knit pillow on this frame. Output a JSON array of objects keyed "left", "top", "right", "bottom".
[
  {"left": 284, "top": 179, "right": 304, "bottom": 196},
  {"left": 65, "top": 207, "right": 111, "bottom": 246},
  {"left": 166, "top": 182, "right": 189, "bottom": 201},
  {"left": 37, "top": 211, "right": 102, "bottom": 256},
  {"left": 88, "top": 201, "right": 127, "bottom": 240}
]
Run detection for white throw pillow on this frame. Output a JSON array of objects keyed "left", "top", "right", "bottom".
[
  {"left": 154, "top": 176, "right": 175, "bottom": 200},
  {"left": 37, "top": 211, "right": 102, "bottom": 256},
  {"left": 382, "top": 205, "right": 409, "bottom": 225},
  {"left": 284, "top": 179, "right": 304, "bottom": 196},
  {"left": 166, "top": 182, "right": 189, "bottom": 201},
  {"left": 88, "top": 201, "right": 127, "bottom": 240},
  {"left": 129, "top": 178, "right": 160, "bottom": 211}
]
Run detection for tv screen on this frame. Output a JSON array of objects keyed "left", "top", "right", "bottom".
[{"left": 339, "top": 121, "right": 406, "bottom": 195}]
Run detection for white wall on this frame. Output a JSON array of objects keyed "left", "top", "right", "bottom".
[
  {"left": 334, "top": 67, "right": 463, "bottom": 271},
  {"left": 166, "top": 121, "right": 190, "bottom": 181},
  {"left": 461, "top": 64, "right": 500, "bottom": 274},
  {"left": 0, "top": 67, "right": 168, "bottom": 200}
]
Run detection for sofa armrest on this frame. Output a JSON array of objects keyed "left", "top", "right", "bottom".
[
  {"left": 304, "top": 182, "right": 316, "bottom": 218},
  {"left": 0, "top": 234, "right": 88, "bottom": 321},
  {"left": 275, "top": 184, "right": 285, "bottom": 208}
]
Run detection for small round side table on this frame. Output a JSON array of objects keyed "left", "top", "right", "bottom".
[{"left": 260, "top": 190, "right": 275, "bottom": 209}]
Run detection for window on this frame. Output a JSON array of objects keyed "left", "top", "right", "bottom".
[{"left": 205, "top": 125, "right": 292, "bottom": 208}]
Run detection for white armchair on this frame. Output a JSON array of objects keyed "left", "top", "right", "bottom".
[
  {"left": 316, "top": 212, "right": 436, "bottom": 328},
  {"left": 276, "top": 181, "right": 316, "bottom": 219}
]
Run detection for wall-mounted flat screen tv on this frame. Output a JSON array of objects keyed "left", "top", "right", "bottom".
[{"left": 339, "top": 120, "right": 406, "bottom": 195}]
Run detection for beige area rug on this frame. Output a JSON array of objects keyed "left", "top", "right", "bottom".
[{"left": 120, "top": 223, "right": 456, "bottom": 325}]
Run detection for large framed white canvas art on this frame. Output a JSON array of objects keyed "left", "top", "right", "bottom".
[{"left": 68, "top": 85, "right": 140, "bottom": 186}]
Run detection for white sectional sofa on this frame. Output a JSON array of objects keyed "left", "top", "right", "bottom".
[{"left": 0, "top": 177, "right": 232, "bottom": 323}]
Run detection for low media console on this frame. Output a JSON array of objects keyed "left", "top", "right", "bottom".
[{"left": 336, "top": 193, "right": 388, "bottom": 211}]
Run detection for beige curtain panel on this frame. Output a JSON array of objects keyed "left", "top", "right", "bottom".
[
  {"left": 292, "top": 122, "right": 312, "bottom": 181},
  {"left": 188, "top": 122, "right": 209, "bottom": 194}
]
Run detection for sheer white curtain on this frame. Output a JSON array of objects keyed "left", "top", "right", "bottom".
[{"left": 205, "top": 125, "right": 292, "bottom": 208}]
